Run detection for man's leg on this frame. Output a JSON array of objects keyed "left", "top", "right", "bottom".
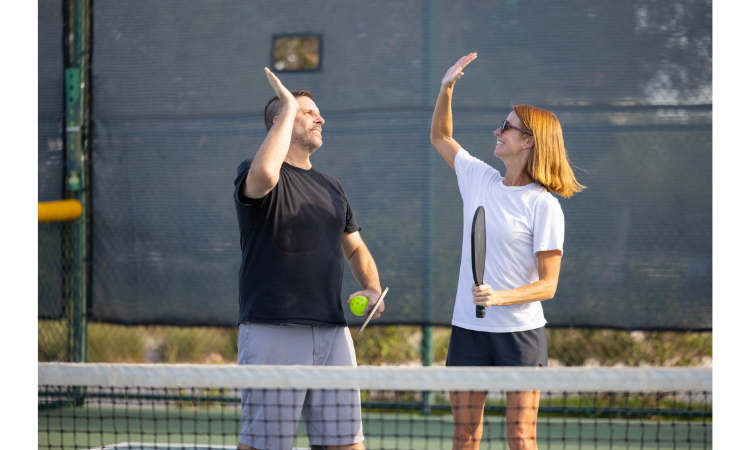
[
  {"left": 303, "top": 326, "right": 365, "bottom": 449},
  {"left": 239, "top": 442, "right": 366, "bottom": 449},
  {"left": 310, "top": 445, "right": 365, "bottom": 450},
  {"left": 303, "top": 388, "right": 365, "bottom": 450},
  {"left": 237, "top": 323, "right": 313, "bottom": 450},
  {"left": 310, "top": 446, "right": 364, "bottom": 450}
]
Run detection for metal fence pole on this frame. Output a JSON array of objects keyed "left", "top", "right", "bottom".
[
  {"left": 64, "top": 0, "right": 90, "bottom": 389},
  {"left": 421, "top": 0, "right": 435, "bottom": 415},
  {"left": 420, "top": 0, "right": 436, "bottom": 367}
]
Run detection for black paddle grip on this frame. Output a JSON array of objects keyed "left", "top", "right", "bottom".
[{"left": 471, "top": 206, "right": 487, "bottom": 319}]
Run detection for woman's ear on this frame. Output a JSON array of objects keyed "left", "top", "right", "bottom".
[{"left": 525, "top": 136, "right": 535, "bottom": 149}]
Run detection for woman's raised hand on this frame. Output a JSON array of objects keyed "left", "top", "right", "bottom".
[
  {"left": 264, "top": 67, "right": 299, "bottom": 110},
  {"left": 441, "top": 53, "right": 477, "bottom": 88}
]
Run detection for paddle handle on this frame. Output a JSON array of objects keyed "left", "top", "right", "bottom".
[
  {"left": 474, "top": 254, "right": 485, "bottom": 318},
  {"left": 472, "top": 206, "right": 486, "bottom": 319}
]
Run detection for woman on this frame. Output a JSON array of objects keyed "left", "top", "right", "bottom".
[{"left": 430, "top": 53, "right": 584, "bottom": 450}]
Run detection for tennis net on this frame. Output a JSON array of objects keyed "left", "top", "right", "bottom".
[{"left": 39, "top": 363, "right": 711, "bottom": 449}]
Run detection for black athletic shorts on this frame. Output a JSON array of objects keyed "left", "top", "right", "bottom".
[{"left": 445, "top": 325, "right": 548, "bottom": 367}]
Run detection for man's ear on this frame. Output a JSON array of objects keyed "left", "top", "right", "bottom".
[{"left": 273, "top": 116, "right": 278, "bottom": 124}]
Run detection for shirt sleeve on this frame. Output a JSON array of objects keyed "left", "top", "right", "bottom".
[
  {"left": 454, "top": 148, "right": 498, "bottom": 201},
  {"left": 532, "top": 196, "right": 565, "bottom": 256},
  {"left": 234, "top": 159, "right": 264, "bottom": 207},
  {"left": 339, "top": 182, "right": 361, "bottom": 233}
]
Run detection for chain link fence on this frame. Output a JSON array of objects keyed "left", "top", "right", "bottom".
[{"left": 38, "top": 221, "right": 74, "bottom": 362}]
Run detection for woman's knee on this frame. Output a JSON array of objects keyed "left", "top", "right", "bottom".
[
  {"left": 507, "top": 421, "right": 537, "bottom": 449},
  {"left": 453, "top": 418, "right": 483, "bottom": 443},
  {"left": 455, "top": 422, "right": 481, "bottom": 436}
]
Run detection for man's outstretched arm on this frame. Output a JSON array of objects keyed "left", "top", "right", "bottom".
[{"left": 244, "top": 68, "right": 298, "bottom": 199}]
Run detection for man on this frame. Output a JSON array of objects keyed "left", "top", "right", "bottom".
[{"left": 234, "top": 68, "right": 384, "bottom": 450}]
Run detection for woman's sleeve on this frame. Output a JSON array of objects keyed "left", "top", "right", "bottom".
[
  {"left": 533, "top": 197, "right": 565, "bottom": 256},
  {"left": 454, "top": 148, "right": 497, "bottom": 200}
]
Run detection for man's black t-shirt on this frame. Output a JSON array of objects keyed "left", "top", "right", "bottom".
[{"left": 233, "top": 159, "right": 359, "bottom": 325}]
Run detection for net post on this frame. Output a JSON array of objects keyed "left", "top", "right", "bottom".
[{"left": 64, "top": 0, "right": 91, "bottom": 405}]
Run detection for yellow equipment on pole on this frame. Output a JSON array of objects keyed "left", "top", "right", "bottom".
[{"left": 38, "top": 199, "right": 83, "bottom": 223}]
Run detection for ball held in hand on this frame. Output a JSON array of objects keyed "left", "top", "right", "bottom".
[{"left": 349, "top": 296, "right": 369, "bottom": 316}]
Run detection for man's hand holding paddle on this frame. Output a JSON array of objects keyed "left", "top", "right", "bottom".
[{"left": 347, "top": 288, "right": 385, "bottom": 320}]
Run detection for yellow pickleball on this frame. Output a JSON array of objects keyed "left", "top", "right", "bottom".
[{"left": 349, "top": 296, "right": 369, "bottom": 316}]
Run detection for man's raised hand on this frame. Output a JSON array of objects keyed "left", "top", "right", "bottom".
[
  {"left": 265, "top": 67, "right": 298, "bottom": 110},
  {"left": 441, "top": 53, "right": 477, "bottom": 88}
]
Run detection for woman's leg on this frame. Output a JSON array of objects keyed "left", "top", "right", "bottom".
[
  {"left": 450, "top": 390, "right": 488, "bottom": 450},
  {"left": 505, "top": 390, "right": 541, "bottom": 450}
]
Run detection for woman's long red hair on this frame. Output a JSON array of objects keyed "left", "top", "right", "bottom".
[{"left": 513, "top": 105, "right": 585, "bottom": 198}]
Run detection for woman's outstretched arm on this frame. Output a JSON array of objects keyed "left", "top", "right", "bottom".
[{"left": 430, "top": 53, "right": 476, "bottom": 170}]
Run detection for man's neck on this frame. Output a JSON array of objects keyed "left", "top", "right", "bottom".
[{"left": 284, "top": 147, "right": 313, "bottom": 170}]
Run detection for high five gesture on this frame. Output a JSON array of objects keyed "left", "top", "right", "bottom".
[
  {"left": 243, "top": 68, "right": 301, "bottom": 199},
  {"left": 431, "top": 53, "right": 478, "bottom": 170},
  {"left": 264, "top": 67, "right": 299, "bottom": 111},
  {"left": 441, "top": 53, "right": 477, "bottom": 88}
]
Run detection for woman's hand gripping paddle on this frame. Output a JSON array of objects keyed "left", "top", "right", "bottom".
[{"left": 471, "top": 206, "right": 487, "bottom": 318}]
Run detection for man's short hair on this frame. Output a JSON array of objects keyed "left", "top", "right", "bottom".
[{"left": 264, "top": 91, "right": 315, "bottom": 132}]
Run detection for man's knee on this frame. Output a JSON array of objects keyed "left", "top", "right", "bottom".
[{"left": 319, "top": 444, "right": 365, "bottom": 450}]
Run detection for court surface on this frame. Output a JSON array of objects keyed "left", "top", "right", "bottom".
[{"left": 40, "top": 408, "right": 712, "bottom": 449}]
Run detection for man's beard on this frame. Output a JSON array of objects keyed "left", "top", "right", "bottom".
[{"left": 291, "top": 127, "right": 322, "bottom": 153}]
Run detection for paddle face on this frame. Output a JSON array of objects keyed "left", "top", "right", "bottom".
[
  {"left": 358, "top": 287, "right": 389, "bottom": 333},
  {"left": 471, "top": 206, "right": 486, "bottom": 318}
]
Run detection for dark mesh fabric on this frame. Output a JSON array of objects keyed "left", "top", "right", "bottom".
[
  {"left": 87, "top": 0, "right": 711, "bottom": 330},
  {"left": 38, "top": 0, "right": 64, "bottom": 202},
  {"left": 38, "top": 0, "right": 65, "bottom": 319}
]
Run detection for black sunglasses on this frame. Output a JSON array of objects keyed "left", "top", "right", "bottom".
[{"left": 501, "top": 119, "right": 533, "bottom": 136}]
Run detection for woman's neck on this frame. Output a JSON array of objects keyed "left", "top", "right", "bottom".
[{"left": 502, "top": 161, "right": 534, "bottom": 187}]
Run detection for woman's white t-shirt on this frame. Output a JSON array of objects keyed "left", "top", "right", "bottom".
[{"left": 453, "top": 148, "right": 565, "bottom": 333}]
